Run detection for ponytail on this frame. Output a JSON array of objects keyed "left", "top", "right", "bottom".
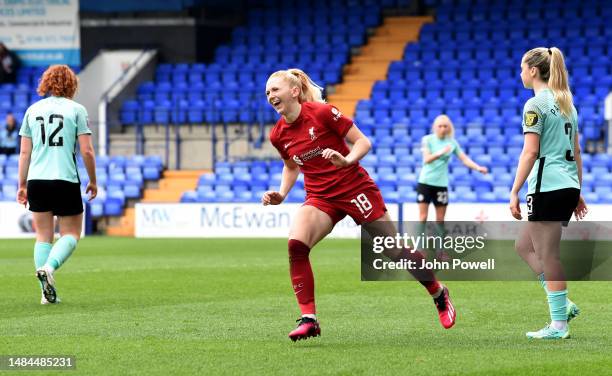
[
  {"left": 523, "top": 47, "right": 574, "bottom": 118},
  {"left": 548, "top": 47, "right": 574, "bottom": 118},
  {"left": 268, "top": 69, "right": 326, "bottom": 104}
]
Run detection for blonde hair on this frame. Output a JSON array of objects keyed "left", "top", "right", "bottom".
[
  {"left": 523, "top": 47, "right": 574, "bottom": 118},
  {"left": 268, "top": 68, "right": 325, "bottom": 104},
  {"left": 432, "top": 114, "right": 455, "bottom": 138}
]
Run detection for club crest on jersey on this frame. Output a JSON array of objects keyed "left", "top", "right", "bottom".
[
  {"left": 309, "top": 126, "right": 317, "bottom": 141},
  {"left": 293, "top": 155, "right": 304, "bottom": 166},
  {"left": 524, "top": 111, "right": 538, "bottom": 127},
  {"left": 331, "top": 107, "right": 342, "bottom": 121}
]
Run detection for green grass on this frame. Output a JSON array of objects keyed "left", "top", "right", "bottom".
[{"left": 1, "top": 237, "right": 611, "bottom": 375}]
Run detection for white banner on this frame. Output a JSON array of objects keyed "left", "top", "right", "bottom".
[
  {"left": 0, "top": 202, "right": 86, "bottom": 238},
  {"left": 135, "top": 203, "right": 400, "bottom": 238},
  {"left": 0, "top": 202, "right": 34, "bottom": 238},
  {"left": 0, "top": 0, "right": 80, "bottom": 66}
]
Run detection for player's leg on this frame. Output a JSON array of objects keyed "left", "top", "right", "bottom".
[
  {"left": 516, "top": 223, "right": 580, "bottom": 324},
  {"left": 526, "top": 221, "right": 570, "bottom": 339},
  {"left": 286, "top": 204, "right": 335, "bottom": 341},
  {"left": 33, "top": 212, "right": 54, "bottom": 268},
  {"left": 418, "top": 203, "right": 429, "bottom": 222},
  {"left": 433, "top": 201, "right": 449, "bottom": 260},
  {"left": 362, "top": 212, "right": 456, "bottom": 329},
  {"left": 43, "top": 180, "right": 83, "bottom": 274},
  {"left": 416, "top": 203, "right": 429, "bottom": 250},
  {"left": 416, "top": 183, "right": 430, "bottom": 237},
  {"left": 515, "top": 223, "right": 544, "bottom": 277},
  {"left": 44, "top": 214, "right": 81, "bottom": 272},
  {"left": 32, "top": 212, "right": 56, "bottom": 303}
]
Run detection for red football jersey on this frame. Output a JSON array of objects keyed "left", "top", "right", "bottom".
[{"left": 269, "top": 102, "right": 377, "bottom": 199}]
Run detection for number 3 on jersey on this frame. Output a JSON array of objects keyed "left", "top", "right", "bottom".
[
  {"left": 350, "top": 193, "right": 373, "bottom": 216},
  {"left": 36, "top": 114, "right": 64, "bottom": 147}
]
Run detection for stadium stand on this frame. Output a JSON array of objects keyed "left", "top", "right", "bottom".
[
  {"left": 3, "top": 0, "right": 611, "bottom": 229},
  {"left": 175, "top": 0, "right": 612, "bottom": 205},
  {"left": 118, "top": 1, "right": 399, "bottom": 128}
]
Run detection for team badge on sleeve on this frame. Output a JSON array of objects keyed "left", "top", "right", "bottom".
[
  {"left": 331, "top": 107, "right": 342, "bottom": 121},
  {"left": 524, "top": 111, "right": 539, "bottom": 127}
]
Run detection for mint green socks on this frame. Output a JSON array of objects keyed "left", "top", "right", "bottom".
[
  {"left": 547, "top": 289, "right": 568, "bottom": 330},
  {"left": 44, "top": 235, "right": 78, "bottom": 271},
  {"left": 34, "top": 242, "right": 52, "bottom": 269}
]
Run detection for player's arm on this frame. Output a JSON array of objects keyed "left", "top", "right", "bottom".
[
  {"left": 422, "top": 140, "right": 451, "bottom": 164},
  {"left": 509, "top": 133, "right": 540, "bottom": 219},
  {"left": 322, "top": 124, "right": 371, "bottom": 167},
  {"left": 262, "top": 158, "right": 299, "bottom": 205},
  {"left": 457, "top": 152, "right": 488, "bottom": 174},
  {"left": 16, "top": 136, "right": 32, "bottom": 205},
  {"left": 574, "top": 132, "right": 582, "bottom": 186},
  {"left": 573, "top": 132, "right": 588, "bottom": 219},
  {"left": 78, "top": 134, "right": 97, "bottom": 201}
]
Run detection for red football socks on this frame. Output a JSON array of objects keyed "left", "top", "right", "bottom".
[
  {"left": 288, "top": 239, "right": 316, "bottom": 314},
  {"left": 394, "top": 248, "right": 442, "bottom": 295}
]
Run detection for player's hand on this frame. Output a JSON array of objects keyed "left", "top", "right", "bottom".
[
  {"left": 86, "top": 182, "right": 98, "bottom": 201},
  {"left": 477, "top": 165, "right": 489, "bottom": 174},
  {"left": 321, "top": 148, "right": 349, "bottom": 168},
  {"left": 16, "top": 187, "right": 27, "bottom": 206},
  {"left": 262, "top": 191, "right": 285, "bottom": 205},
  {"left": 509, "top": 191, "right": 522, "bottom": 220},
  {"left": 440, "top": 145, "right": 453, "bottom": 155},
  {"left": 574, "top": 195, "right": 588, "bottom": 220}
]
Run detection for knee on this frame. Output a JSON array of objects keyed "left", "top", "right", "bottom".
[
  {"left": 288, "top": 239, "right": 310, "bottom": 261},
  {"left": 419, "top": 213, "right": 428, "bottom": 222}
]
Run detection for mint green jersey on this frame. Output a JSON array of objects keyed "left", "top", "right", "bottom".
[
  {"left": 418, "top": 134, "right": 463, "bottom": 187},
  {"left": 19, "top": 97, "right": 92, "bottom": 183},
  {"left": 522, "top": 88, "right": 580, "bottom": 194}
]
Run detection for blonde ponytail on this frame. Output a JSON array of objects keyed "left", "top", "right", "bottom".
[
  {"left": 268, "top": 69, "right": 326, "bottom": 104},
  {"left": 548, "top": 47, "right": 574, "bottom": 118},
  {"left": 522, "top": 47, "right": 574, "bottom": 118}
]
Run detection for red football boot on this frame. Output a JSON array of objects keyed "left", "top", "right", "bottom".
[
  {"left": 433, "top": 286, "right": 456, "bottom": 329},
  {"left": 288, "top": 317, "right": 321, "bottom": 342}
]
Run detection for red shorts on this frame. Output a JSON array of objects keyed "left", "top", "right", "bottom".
[{"left": 303, "top": 185, "right": 387, "bottom": 225}]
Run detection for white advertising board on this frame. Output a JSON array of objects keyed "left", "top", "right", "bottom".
[{"left": 135, "top": 203, "right": 400, "bottom": 238}]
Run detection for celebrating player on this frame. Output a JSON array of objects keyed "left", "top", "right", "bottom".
[
  {"left": 262, "top": 69, "right": 456, "bottom": 341},
  {"left": 417, "top": 115, "right": 487, "bottom": 257},
  {"left": 509, "top": 47, "right": 588, "bottom": 339},
  {"left": 17, "top": 65, "right": 97, "bottom": 304}
]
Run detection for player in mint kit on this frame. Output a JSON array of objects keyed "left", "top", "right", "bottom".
[
  {"left": 263, "top": 69, "right": 456, "bottom": 342},
  {"left": 510, "top": 47, "right": 588, "bottom": 339},
  {"left": 417, "top": 114, "right": 487, "bottom": 257},
  {"left": 17, "top": 65, "right": 97, "bottom": 304}
]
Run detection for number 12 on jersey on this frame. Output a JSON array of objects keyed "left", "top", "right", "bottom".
[{"left": 36, "top": 114, "right": 64, "bottom": 147}]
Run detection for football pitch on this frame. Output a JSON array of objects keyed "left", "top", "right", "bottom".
[{"left": 1, "top": 237, "right": 611, "bottom": 375}]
